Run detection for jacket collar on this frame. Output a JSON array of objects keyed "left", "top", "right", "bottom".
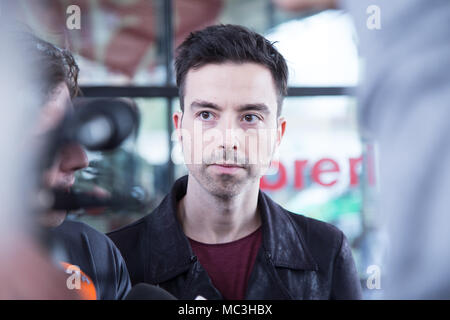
[
  {"left": 257, "top": 188, "right": 318, "bottom": 271},
  {"left": 145, "top": 175, "right": 317, "bottom": 284}
]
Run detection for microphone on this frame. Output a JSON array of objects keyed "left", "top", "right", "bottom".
[{"left": 124, "top": 283, "right": 177, "bottom": 300}]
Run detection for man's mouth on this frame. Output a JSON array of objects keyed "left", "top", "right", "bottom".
[
  {"left": 209, "top": 163, "right": 245, "bottom": 174},
  {"left": 214, "top": 163, "right": 243, "bottom": 168}
]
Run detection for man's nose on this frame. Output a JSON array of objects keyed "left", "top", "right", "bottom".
[
  {"left": 217, "top": 117, "right": 240, "bottom": 151},
  {"left": 59, "top": 143, "right": 89, "bottom": 173}
]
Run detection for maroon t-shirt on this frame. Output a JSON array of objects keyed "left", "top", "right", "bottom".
[{"left": 188, "top": 227, "right": 262, "bottom": 300}]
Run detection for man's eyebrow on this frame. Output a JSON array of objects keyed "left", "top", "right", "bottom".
[
  {"left": 190, "top": 100, "right": 222, "bottom": 111},
  {"left": 237, "top": 103, "right": 271, "bottom": 115},
  {"left": 190, "top": 101, "right": 271, "bottom": 115}
]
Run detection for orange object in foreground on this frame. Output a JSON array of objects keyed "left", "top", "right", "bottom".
[{"left": 60, "top": 262, "right": 97, "bottom": 300}]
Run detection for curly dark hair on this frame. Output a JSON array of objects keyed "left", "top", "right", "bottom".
[
  {"left": 175, "top": 24, "right": 288, "bottom": 117},
  {"left": 20, "top": 31, "right": 80, "bottom": 101}
]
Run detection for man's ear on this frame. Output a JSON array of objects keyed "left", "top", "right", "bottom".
[
  {"left": 173, "top": 111, "right": 183, "bottom": 142},
  {"left": 276, "top": 116, "right": 287, "bottom": 147}
]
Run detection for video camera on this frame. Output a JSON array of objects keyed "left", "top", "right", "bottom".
[{"left": 40, "top": 98, "right": 144, "bottom": 213}]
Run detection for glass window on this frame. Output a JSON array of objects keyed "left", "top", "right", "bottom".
[
  {"left": 9, "top": 0, "right": 165, "bottom": 85},
  {"left": 264, "top": 96, "right": 362, "bottom": 240},
  {"left": 266, "top": 10, "right": 359, "bottom": 87}
]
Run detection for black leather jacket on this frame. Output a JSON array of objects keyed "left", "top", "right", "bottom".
[{"left": 108, "top": 175, "right": 362, "bottom": 299}]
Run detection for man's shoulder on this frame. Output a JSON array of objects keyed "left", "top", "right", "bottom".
[
  {"left": 107, "top": 192, "right": 170, "bottom": 241},
  {"left": 55, "top": 220, "right": 132, "bottom": 300},
  {"left": 56, "top": 219, "right": 119, "bottom": 249},
  {"left": 56, "top": 219, "right": 104, "bottom": 238},
  {"left": 106, "top": 214, "right": 155, "bottom": 286},
  {"left": 280, "top": 207, "right": 345, "bottom": 257},
  {"left": 107, "top": 214, "right": 150, "bottom": 240},
  {"left": 286, "top": 209, "right": 343, "bottom": 241},
  {"left": 106, "top": 213, "right": 154, "bottom": 255},
  {"left": 262, "top": 191, "right": 344, "bottom": 245}
]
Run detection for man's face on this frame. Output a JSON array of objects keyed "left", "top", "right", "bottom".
[
  {"left": 174, "top": 62, "right": 286, "bottom": 198},
  {"left": 39, "top": 83, "right": 88, "bottom": 225}
]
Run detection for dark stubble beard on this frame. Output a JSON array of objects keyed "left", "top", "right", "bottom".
[{"left": 189, "top": 163, "right": 260, "bottom": 200}]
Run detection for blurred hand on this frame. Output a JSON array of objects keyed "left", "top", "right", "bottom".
[{"left": 272, "top": 0, "right": 337, "bottom": 12}]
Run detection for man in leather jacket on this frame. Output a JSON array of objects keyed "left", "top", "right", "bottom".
[{"left": 108, "top": 24, "right": 362, "bottom": 300}]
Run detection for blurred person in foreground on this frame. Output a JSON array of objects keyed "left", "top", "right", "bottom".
[
  {"left": 108, "top": 24, "right": 362, "bottom": 300},
  {"left": 274, "top": 0, "right": 450, "bottom": 298},
  {"left": 1, "top": 30, "right": 131, "bottom": 299},
  {"left": 0, "top": 26, "right": 77, "bottom": 299}
]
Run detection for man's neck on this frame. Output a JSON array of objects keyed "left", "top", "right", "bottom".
[{"left": 177, "top": 175, "right": 261, "bottom": 244}]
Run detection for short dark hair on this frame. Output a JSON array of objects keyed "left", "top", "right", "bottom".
[
  {"left": 175, "top": 24, "right": 288, "bottom": 117},
  {"left": 21, "top": 31, "right": 80, "bottom": 101}
]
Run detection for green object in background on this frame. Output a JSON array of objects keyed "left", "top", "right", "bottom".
[{"left": 302, "top": 191, "right": 362, "bottom": 223}]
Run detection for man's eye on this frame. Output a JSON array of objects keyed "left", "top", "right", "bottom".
[
  {"left": 242, "top": 114, "right": 259, "bottom": 123},
  {"left": 199, "top": 111, "right": 214, "bottom": 121}
]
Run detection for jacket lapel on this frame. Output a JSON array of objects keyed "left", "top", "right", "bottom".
[
  {"left": 245, "top": 191, "right": 319, "bottom": 299},
  {"left": 144, "top": 176, "right": 193, "bottom": 285},
  {"left": 258, "top": 190, "right": 318, "bottom": 271}
]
